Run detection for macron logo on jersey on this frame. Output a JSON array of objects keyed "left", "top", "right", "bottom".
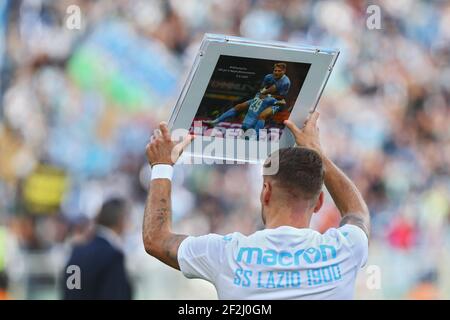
[{"left": 236, "top": 245, "right": 337, "bottom": 267}]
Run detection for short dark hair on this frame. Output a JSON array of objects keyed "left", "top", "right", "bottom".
[
  {"left": 95, "top": 198, "right": 127, "bottom": 229},
  {"left": 264, "top": 147, "right": 324, "bottom": 200},
  {"left": 274, "top": 63, "right": 287, "bottom": 70}
]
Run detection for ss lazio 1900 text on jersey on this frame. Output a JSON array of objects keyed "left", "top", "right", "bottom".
[{"left": 177, "top": 224, "right": 368, "bottom": 299}]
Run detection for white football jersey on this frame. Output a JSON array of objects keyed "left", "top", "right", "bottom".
[{"left": 177, "top": 224, "right": 368, "bottom": 300}]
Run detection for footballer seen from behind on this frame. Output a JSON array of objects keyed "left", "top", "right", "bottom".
[{"left": 143, "top": 112, "right": 370, "bottom": 299}]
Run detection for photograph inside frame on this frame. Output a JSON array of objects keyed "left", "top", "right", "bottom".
[{"left": 189, "top": 55, "right": 311, "bottom": 141}]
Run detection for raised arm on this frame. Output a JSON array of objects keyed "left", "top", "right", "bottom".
[
  {"left": 321, "top": 155, "right": 370, "bottom": 237},
  {"left": 142, "top": 122, "right": 193, "bottom": 269},
  {"left": 284, "top": 112, "right": 370, "bottom": 238}
]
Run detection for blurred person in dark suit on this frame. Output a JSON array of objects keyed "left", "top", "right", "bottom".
[
  {"left": 0, "top": 272, "right": 10, "bottom": 300},
  {"left": 61, "top": 198, "right": 132, "bottom": 300}
]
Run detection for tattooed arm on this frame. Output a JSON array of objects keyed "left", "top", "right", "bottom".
[
  {"left": 142, "top": 122, "right": 193, "bottom": 270},
  {"left": 143, "top": 179, "right": 187, "bottom": 270}
]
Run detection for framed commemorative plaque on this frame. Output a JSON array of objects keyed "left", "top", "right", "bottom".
[{"left": 168, "top": 34, "right": 339, "bottom": 163}]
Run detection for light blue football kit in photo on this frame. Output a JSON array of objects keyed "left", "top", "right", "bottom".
[
  {"left": 241, "top": 74, "right": 291, "bottom": 130},
  {"left": 260, "top": 73, "right": 291, "bottom": 97},
  {"left": 177, "top": 224, "right": 368, "bottom": 299},
  {"left": 213, "top": 74, "right": 291, "bottom": 130}
]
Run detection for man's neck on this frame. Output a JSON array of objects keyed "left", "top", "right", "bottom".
[
  {"left": 265, "top": 219, "right": 310, "bottom": 230},
  {"left": 264, "top": 206, "right": 312, "bottom": 230}
]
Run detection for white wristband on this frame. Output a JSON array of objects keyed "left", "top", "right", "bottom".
[{"left": 151, "top": 164, "right": 173, "bottom": 181}]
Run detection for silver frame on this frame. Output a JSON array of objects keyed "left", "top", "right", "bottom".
[{"left": 169, "top": 34, "right": 339, "bottom": 163}]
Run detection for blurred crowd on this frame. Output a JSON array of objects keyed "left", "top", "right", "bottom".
[{"left": 0, "top": 0, "right": 449, "bottom": 299}]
